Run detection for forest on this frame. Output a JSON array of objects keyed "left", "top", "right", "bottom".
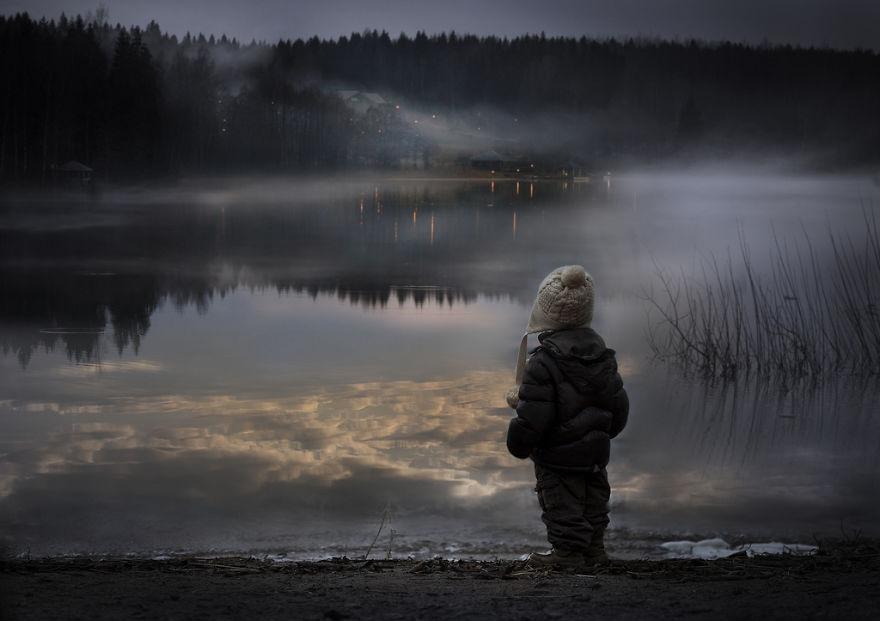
[{"left": 1, "top": 11, "right": 879, "bottom": 183}]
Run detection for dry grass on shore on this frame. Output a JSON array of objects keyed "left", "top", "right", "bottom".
[{"left": 645, "top": 210, "right": 880, "bottom": 382}]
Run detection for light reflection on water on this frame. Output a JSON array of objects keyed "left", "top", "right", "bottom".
[{"left": 0, "top": 174, "right": 878, "bottom": 557}]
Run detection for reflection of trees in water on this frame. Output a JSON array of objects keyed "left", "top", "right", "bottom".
[
  {"left": 0, "top": 271, "right": 160, "bottom": 367},
  {"left": 655, "top": 369, "right": 880, "bottom": 470},
  {"left": 297, "top": 284, "right": 483, "bottom": 309},
  {"left": 0, "top": 270, "right": 502, "bottom": 367},
  {"left": 1, "top": 181, "right": 616, "bottom": 365}
]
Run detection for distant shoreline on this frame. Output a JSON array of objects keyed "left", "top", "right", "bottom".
[{"left": 0, "top": 169, "right": 597, "bottom": 188}]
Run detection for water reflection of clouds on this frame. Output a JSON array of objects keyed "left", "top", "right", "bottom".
[
  {"left": 3, "top": 361, "right": 879, "bottom": 554},
  {"left": 0, "top": 369, "right": 541, "bottom": 552},
  {"left": 2, "top": 370, "right": 525, "bottom": 487}
]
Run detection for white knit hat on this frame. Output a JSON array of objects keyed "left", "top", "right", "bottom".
[{"left": 506, "top": 265, "right": 594, "bottom": 408}]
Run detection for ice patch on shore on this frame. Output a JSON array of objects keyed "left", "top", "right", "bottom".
[{"left": 660, "top": 538, "right": 818, "bottom": 559}]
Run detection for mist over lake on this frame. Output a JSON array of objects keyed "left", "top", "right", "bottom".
[{"left": 2, "top": 171, "right": 878, "bottom": 558}]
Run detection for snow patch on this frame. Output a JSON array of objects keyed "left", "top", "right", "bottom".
[{"left": 660, "top": 538, "right": 818, "bottom": 559}]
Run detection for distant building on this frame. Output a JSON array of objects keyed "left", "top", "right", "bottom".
[
  {"left": 52, "top": 161, "right": 93, "bottom": 185},
  {"left": 337, "top": 90, "right": 392, "bottom": 115},
  {"left": 554, "top": 158, "right": 588, "bottom": 178},
  {"left": 469, "top": 151, "right": 589, "bottom": 178}
]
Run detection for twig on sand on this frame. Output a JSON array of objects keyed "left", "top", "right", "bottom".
[
  {"left": 364, "top": 504, "right": 390, "bottom": 560},
  {"left": 495, "top": 595, "right": 579, "bottom": 599}
]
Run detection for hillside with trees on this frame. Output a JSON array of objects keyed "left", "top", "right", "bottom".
[{"left": 1, "top": 11, "right": 878, "bottom": 183}]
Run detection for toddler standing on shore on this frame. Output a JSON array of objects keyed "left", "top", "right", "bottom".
[{"left": 506, "top": 265, "right": 629, "bottom": 568}]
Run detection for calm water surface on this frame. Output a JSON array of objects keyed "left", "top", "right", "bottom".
[{"left": 1, "top": 173, "right": 878, "bottom": 558}]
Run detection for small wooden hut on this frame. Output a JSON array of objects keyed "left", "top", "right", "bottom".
[{"left": 53, "top": 161, "right": 93, "bottom": 185}]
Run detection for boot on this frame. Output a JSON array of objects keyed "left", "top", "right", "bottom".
[
  {"left": 583, "top": 528, "right": 608, "bottom": 565},
  {"left": 526, "top": 548, "right": 585, "bottom": 570}
]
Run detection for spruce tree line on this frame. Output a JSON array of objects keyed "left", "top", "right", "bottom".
[{"left": 1, "top": 12, "right": 878, "bottom": 183}]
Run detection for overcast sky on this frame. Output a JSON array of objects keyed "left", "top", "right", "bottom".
[{"left": 3, "top": 0, "right": 879, "bottom": 49}]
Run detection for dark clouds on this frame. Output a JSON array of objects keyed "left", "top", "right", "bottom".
[{"left": 2, "top": 0, "right": 878, "bottom": 49}]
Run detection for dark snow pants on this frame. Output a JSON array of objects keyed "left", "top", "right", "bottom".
[{"left": 534, "top": 462, "right": 611, "bottom": 552}]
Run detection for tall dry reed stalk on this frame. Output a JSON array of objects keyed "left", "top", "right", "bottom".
[{"left": 644, "top": 209, "right": 880, "bottom": 381}]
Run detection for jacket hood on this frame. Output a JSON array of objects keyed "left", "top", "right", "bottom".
[
  {"left": 537, "top": 328, "right": 621, "bottom": 398},
  {"left": 538, "top": 327, "right": 607, "bottom": 361}
]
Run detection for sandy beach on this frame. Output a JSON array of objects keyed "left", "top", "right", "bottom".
[{"left": 2, "top": 540, "right": 878, "bottom": 620}]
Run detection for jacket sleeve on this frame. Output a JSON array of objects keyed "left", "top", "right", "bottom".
[
  {"left": 597, "top": 352, "right": 629, "bottom": 439},
  {"left": 606, "top": 385, "right": 629, "bottom": 439},
  {"left": 506, "top": 354, "right": 557, "bottom": 459}
]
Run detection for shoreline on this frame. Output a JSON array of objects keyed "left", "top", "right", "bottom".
[{"left": 2, "top": 540, "right": 877, "bottom": 620}]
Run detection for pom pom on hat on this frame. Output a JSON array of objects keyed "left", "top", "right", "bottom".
[{"left": 560, "top": 265, "right": 588, "bottom": 288}]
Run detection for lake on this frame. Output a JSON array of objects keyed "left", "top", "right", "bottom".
[{"left": 1, "top": 171, "right": 879, "bottom": 559}]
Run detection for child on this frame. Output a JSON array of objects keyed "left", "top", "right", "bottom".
[{"left": 506, "top": 265, "right": 629, "bottom": 569}]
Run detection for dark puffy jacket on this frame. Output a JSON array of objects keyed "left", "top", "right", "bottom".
[{"left": 506, "top": 327, "right": 629, "bottom": 471}]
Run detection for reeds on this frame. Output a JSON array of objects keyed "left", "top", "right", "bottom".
[{"left": 644, "top": 209, "right": 880, "bottom": 381}]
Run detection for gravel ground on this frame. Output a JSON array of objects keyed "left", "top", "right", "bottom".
[{"left": 1, "top": 541, "right": 878, "bottom": 620}]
